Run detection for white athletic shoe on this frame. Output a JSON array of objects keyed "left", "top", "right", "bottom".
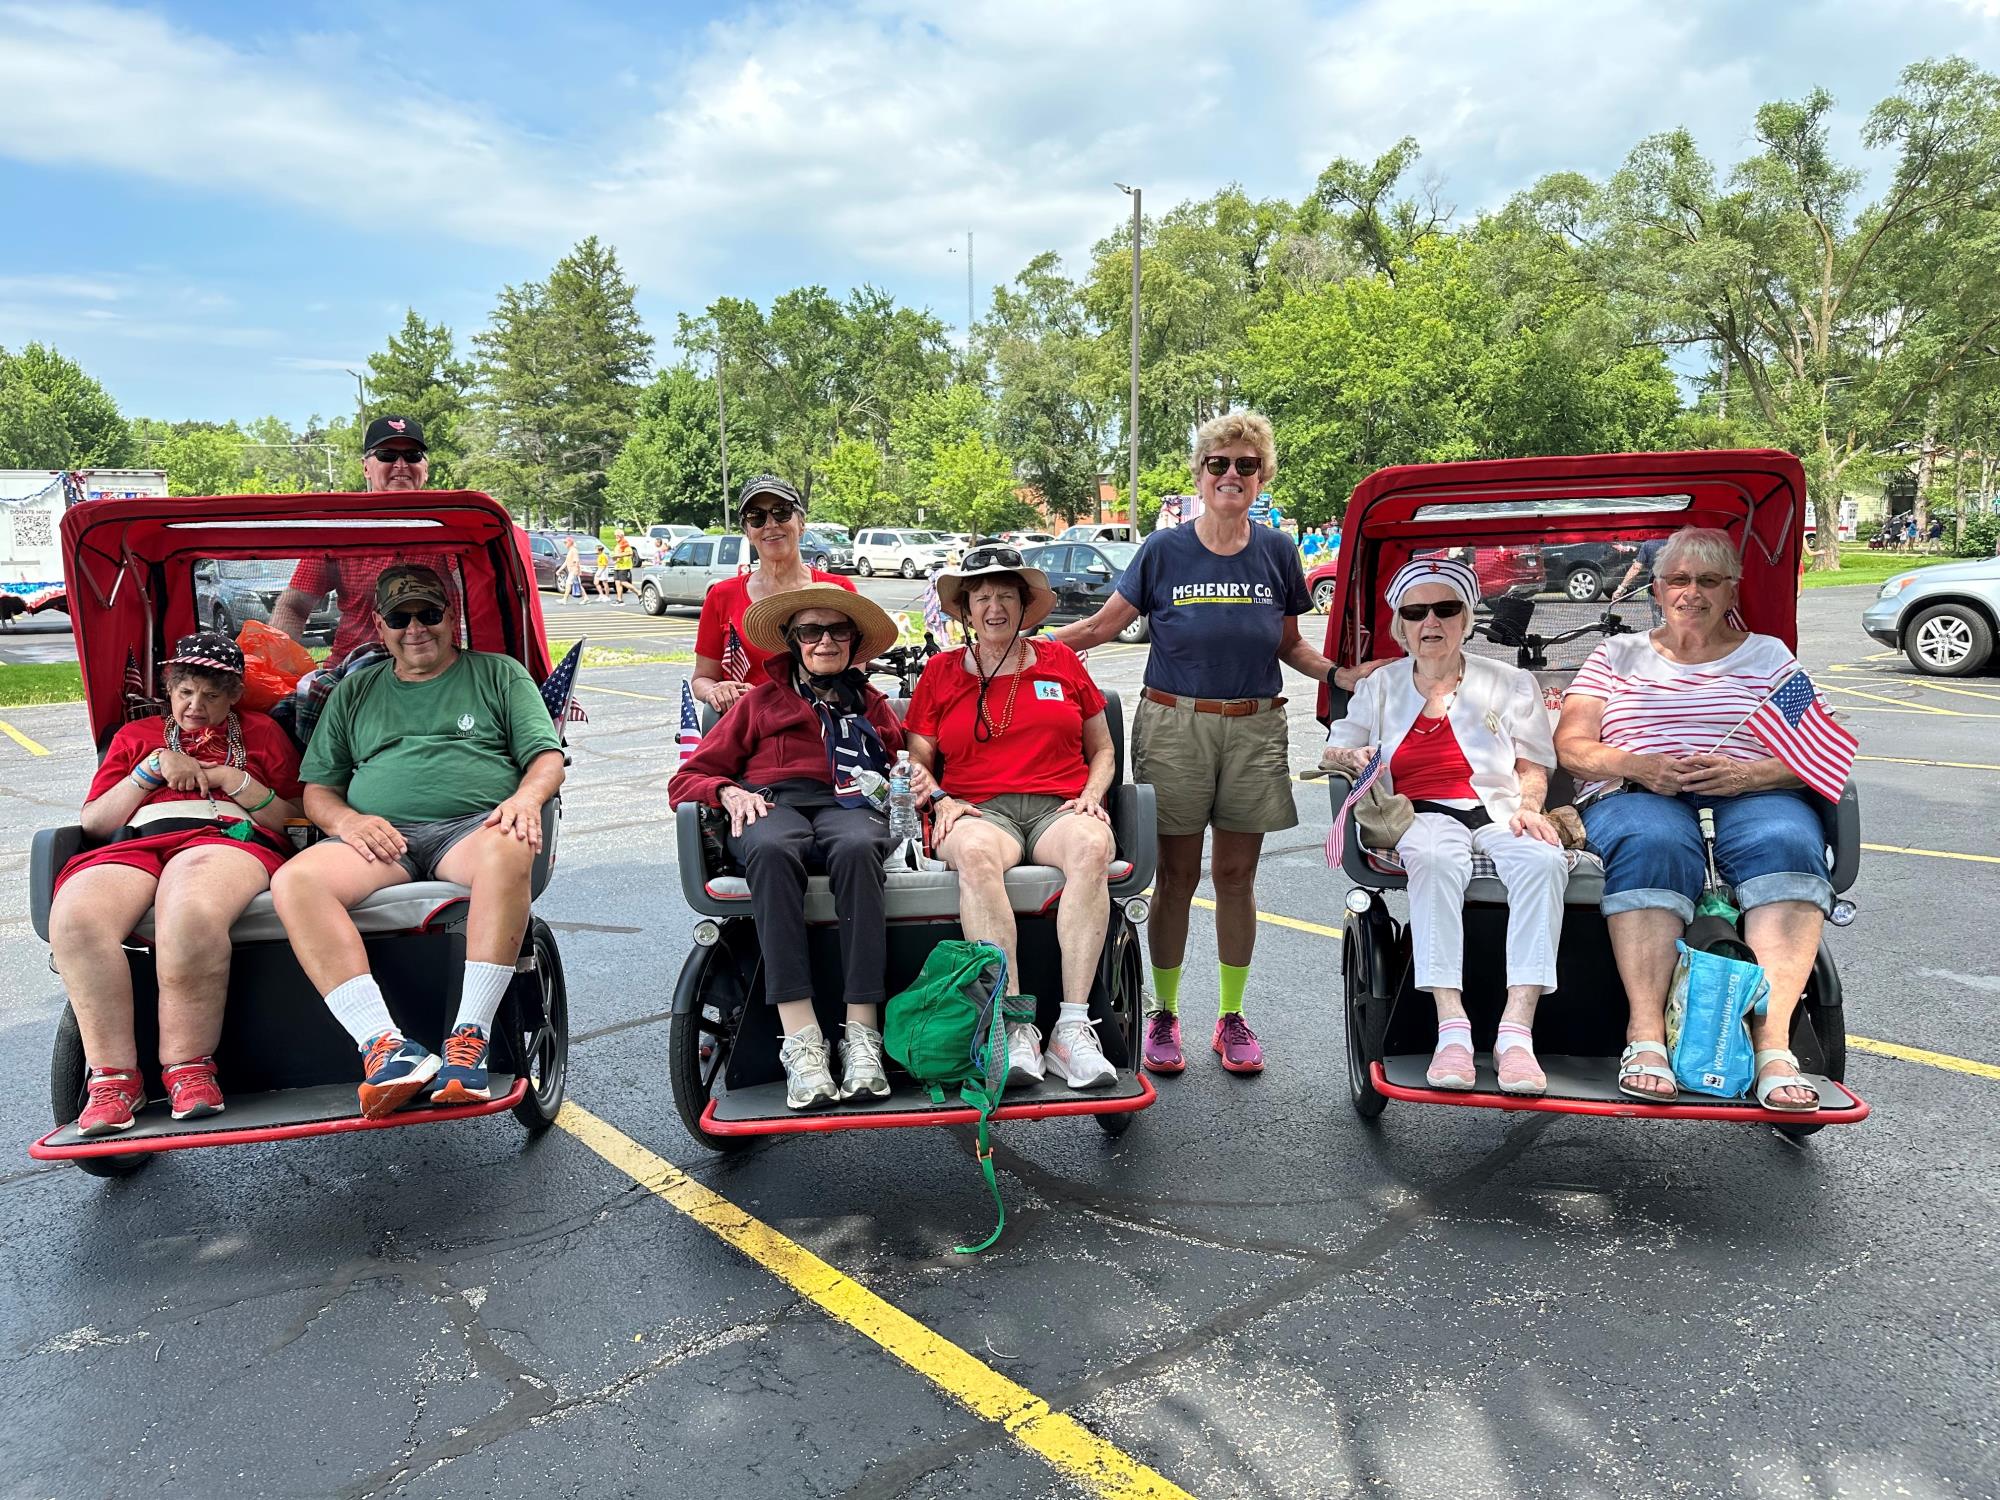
[
  {"left": 779, "top": 1024, "right": 839, "bottom": 1110},
  {"left": 1004, "top": 1020, "right": 1046, "bottom": 1088},
  {"left": 839, "top": 1020, "right": 891, "bottom": 1100},
  {"left": 1044, "top": 1015, "right": 1118, "bottom": 1090}
]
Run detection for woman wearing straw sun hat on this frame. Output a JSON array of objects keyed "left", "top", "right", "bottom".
[
  {"left": 904, "top": 545, "right": 1121, "bottom": 1092},
  {"left": 669, "top": 584, "right": 935, "bottom": 1110}
]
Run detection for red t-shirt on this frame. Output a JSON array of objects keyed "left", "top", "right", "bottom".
[
  {"left": 905, "top": 641, "right": 1106, "bottom": 801},
  {"left": 88, "top": 712, "right": 305, "bottom": 813},
  {"left": 288, "top": 550, "right": 459, "bottom": 665},
  {"left": 1389, "top": 713, "right": 1476, "bottom": 802},
  {"left": 695, "top": 571, "right": 857, "bottom": 681}
]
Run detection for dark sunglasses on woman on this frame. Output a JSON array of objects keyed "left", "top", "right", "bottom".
[
  {"left": 740, "top": 503, "right": 798, "bottom": 528},
  {"left": 1396, "top": 599, "right": 1467, "bottom": 622},
  {"left": 787, "top": 621, "right": 859, "bottom": 644},
  {"left": 383, "top": 605, "right": 447, "bottom": 629},
  {"left": 1202, "top": 455, "right": 1263, "bottom": 476},
  {"left": 961, "top": 545, "right": 1025, "bottom": 570}
]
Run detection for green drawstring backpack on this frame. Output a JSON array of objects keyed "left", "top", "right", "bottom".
[{"left": 883, "top": 939, "right": 1034, "bottom": 1254}]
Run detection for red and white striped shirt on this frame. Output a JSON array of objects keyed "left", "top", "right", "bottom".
[{"left": 1565, "top": 633, "right": 1797, "bottom": 770}]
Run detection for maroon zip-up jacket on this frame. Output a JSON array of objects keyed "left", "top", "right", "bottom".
[{"left": 667, "top": 656, "right": 905, "bottom": 808}]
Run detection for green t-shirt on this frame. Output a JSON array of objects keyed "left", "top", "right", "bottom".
[{"left": 302, "top": 651, "right": 563, "bottom": 824}]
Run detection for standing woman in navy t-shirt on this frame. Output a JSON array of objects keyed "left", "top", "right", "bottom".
[{"left": 1047, "top": 411, "right": 1391, "bottom": 1077}]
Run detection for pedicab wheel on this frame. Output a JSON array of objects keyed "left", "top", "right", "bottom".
[
  {"left": 50, "top": 1005, "right": 149, "bottom": 1178},
  {"left": 1096, "top": 928, "right": 1146, "bottom": 1138},
  {"left": 669, "top": 940, "right": 755, "bottom": 1153},
  {"left": 1343, "top": 925, "right": 1387, "bottom": 1120},
  {"left": 510, "top": 919, "right": 569, "bottom": 1133}
]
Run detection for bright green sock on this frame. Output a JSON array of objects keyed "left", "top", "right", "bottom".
[
  {"left": 1218, "top": 962, "right": 1250, "bottom": 1016},
  {"left": 1148, "top": 963, "right": 1182, "bottom": 1016}
]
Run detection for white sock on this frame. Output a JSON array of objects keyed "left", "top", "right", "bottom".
[
  {"left": 453, "top": 961, "right": 515, "bottom": 1035},
  {"left": 1494, "top": 1021, "right": 1536, "bottom": 1057},
  {"left": 1057, "top": 1001, "right": 1090, "bottom": 1029},
  {"left": 326, "top": 974, "right": 398, "bottom": 1049},
  {"left": 1433, "top": 1017, "right": 1472, "bottom": 1054}
]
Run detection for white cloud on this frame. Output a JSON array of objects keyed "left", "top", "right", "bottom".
[{"left": 0, "top": 274, "right": 127, "bottom": 302}]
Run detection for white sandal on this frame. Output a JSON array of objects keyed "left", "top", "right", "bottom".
[
  {"left": 1752, "top": 1048, "right": 1821, "bottom": 1113},
  {"left": 1617, "top": 1041, "right": 1678, "bottom": 1102}
]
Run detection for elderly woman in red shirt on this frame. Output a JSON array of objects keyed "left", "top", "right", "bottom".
[{"left": 904, "top": 547, "right": 1120, "bottom": 1092}]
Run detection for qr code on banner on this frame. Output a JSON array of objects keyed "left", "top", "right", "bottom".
[{"left": 11, "top": 511, "right": 53, "bottom": 548}]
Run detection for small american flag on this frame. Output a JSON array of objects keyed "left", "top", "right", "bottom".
[
  {"left": 920, "top": 578, "right": 951, "bottom": 643},
  {"left": 1325, "top": 747, "right": 1384, "bottom": 868},
  {"left": 677, "top": 679, "right": 704, "bottom": 765},
  {"left": 539, "top": 639, "right": 589, "bottom": 725},
  {"left": 721, "top": 625, "right": 751, "bottom": 682},
  {"left": 1748, "top": 668, "right": 1856, "bottom": 801}
]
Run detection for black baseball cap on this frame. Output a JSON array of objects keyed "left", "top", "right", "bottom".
[
  {"left": 363, "top": 415, "right": 428, "bottom": 455},
  {"left": 735, "top": 473, "right": 804, "bottom": 516}
]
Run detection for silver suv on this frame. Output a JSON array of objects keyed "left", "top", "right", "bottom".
[{"left": 1861, "top": 556, "right": 2000, "bottom": 675}]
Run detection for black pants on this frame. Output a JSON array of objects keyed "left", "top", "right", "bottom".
[{"left": 729, "top": 785, "right": 892, "bottom": 1007}]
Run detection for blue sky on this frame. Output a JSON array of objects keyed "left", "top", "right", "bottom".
[{"left": 3, "top": 0, "right": 1997, "bottom": 428}]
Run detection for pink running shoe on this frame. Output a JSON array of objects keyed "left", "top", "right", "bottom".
[
  {"left": 1211, "top": 1014, "right": 1264, "bottom": 1074},
  {"left": 1142, "top": 1012, "right": 1185, "bottom": 1075},
  {"left": 77, "top": 1068, "right": 145, "bottom": 1137}
]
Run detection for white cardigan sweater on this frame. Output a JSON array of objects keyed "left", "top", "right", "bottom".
[{"left": 1325, "top": 654, "right": 1556, "bottom": 824}]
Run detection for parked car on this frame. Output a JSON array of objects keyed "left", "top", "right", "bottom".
[
  {"left": 648, "top": 524, "right": 702, "bottom": 553},
  {"left": 193, "top": 558, "right": 338, "bottom": 642},
  {"left": 531, "top": 531, "right": 608, "bottom": 592},
  {"left": 1059, "top": 523, "right": 1136, "bottom": 544},
  {"left": 1003, "top": 530, "right": 1055, "bottom": 546},
  {"left": 1415, "top": 544, "right": 1543, "bottom": 604},
  {"left": 803, "top": 525, "right": 854, "bottom": 572},
  {"left": 633, "top": 534, "right": 753, "bottom": 614},
  {"left": 1861, "top": 556, "right": 2000, "bottom": 675},
  {"left": 853, "top": 528, "right": 954, "bottom": 578},
  {"left": 1306, "top": 557, "right": 1340, "bottom": 613},
  {"left": 1538, "top": 540, "right": 1638, "bottom": 602},
  {"left": 1022, "top": 541, "right": 1148, "bottom": 642}
]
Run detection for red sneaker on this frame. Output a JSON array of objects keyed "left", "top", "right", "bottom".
[
  {"left": 77, "top": 1068, "right": 145, "bottom": 1137},
  {"left": 1211, "top": 1013, "right": 1265, "bottom": 1074},
  {"left": 163, "top": 1057, "right": 226, "bottom": 1120}
]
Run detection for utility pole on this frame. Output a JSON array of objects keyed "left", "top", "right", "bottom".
[
  {"left": 1116, "top": 184, "right": 1141, "bottom": 528},
  {"left": 966, "top": 231, "right": 974, "bottom": 336},
  {"left": 716, "top": 347, "right": 730, "bottom": 527},
  {"left": 344, "top": 368, "right": 369, "bottom": 431}
]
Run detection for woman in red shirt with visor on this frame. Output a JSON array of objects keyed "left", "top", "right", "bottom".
[{"left": 905, "top": 548, "right": 1120, "bottom": 1093}]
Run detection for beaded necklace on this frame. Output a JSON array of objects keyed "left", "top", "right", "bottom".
[
  {"left": 969, "top": 636, "right": 1026, "bottom": 743},
  {"left": 163, "top": 713, "right": 247, "bottom": 822}
]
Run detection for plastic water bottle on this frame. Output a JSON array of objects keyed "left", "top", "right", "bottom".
[
  {"left": 887, "top": 751, "right": 921, "bottom": 843},
  {"left": 850, "top": 768, "right": 889, "bottom": 810}
]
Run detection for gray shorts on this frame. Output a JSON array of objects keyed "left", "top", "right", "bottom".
[
  {"left": 965, "top": 792, "right": 1075, "bottom": 862},
  {"left": 334, "top": 809, "right": 489, "bottom": 882}
]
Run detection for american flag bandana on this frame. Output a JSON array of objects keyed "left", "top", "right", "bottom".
[
  {"left": 1325, "top": 747, "right": 1385, "bottom": 868},
  {"left": 1746, "top": 668, "right": 1856, "bottom": 801}
]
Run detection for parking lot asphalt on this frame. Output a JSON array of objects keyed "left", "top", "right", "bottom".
[{"left": 0, "top": 583, "right": 1995, "bottom": 1499}]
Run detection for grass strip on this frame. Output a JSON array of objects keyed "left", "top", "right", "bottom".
[
  {"left": 0, "top": 663, "right": 84, "bottom": 706},
  {"left": 1801, "top": 546, "right": 1965, "bottom": 590}
]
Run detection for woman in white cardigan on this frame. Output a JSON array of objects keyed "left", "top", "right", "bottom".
[{"left": 1323, "top": 557, "right": 1567, "bottom": 1094}]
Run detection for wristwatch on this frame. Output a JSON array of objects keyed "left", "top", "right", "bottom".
[{"left": 928, "top": 786, "right": 949, "bottom": 805}]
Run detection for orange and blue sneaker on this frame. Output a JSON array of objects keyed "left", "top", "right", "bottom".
[
  {"left": 430, "top": 1024, "right": 492, "bottom": 1105},
  {"left": 163, "top": 1057, "right": 225, "bottom": 1120},
  {"left": 76, "top": 1068, "right": 145, "bottom": 1137},
  {"left": 1212, "top": 1013, "right": 1264, "bottom": 1075},
  {"left": 358, "top": 1032, "right": 439, "bottom": 1119}
]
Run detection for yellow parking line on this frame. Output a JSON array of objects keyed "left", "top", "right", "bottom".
[
  {"left": 579, "top": 684, "right": 674, "bottom": 703},
  {"left": 1897, "top": 678, "right": 2000, "bottom": 703},
  {"left": 1861, "top": 841, "right": 2000, "bottom": 866},
  {"left": 1837, "top": 705, "right": 2000, "bottom": 718},
  {"left": 1190, "top": 893, "right": 1343, "bottom": 940},
  {"left": 1850, "top": 1036, "right": 2000, "bottom": 1082},
  {"left": 1819, "top": 683, "right": 1958, "bottom": 715},
  {"left": 1856, "top": 754, "right": 2000, "bottom": 772},
  {"left": 554, "top": 1103, "right": 1194, "bottom": 1500},
  {"left": 0, "top": 718, "right": 50, "bottom": 755}
]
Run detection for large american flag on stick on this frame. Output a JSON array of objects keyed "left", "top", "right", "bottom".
[
  {"left": 1747, "top": 669, "right": 1856, "bottom": 801},
  {"left": 1324, "top": 748, "right": 1384, "bottom": 868}
]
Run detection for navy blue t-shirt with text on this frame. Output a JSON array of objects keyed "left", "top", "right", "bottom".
[{"left": 1116, "top": 524, "right": 1311, "bottom": 698}]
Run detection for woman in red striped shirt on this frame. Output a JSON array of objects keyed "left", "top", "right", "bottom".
[{"left": 1556, "top": 527, "right": 1831, "bottom": 1112}]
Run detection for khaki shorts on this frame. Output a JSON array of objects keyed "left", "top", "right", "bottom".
[
  {"left": 965, "top": 792, "right": 1076, "bottom": 862},
  {"left": 1132, "top": 694, "right": 1298, "bottom": 837}
]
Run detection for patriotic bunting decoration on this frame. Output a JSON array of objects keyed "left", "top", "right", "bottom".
[
  {"left": 1324, "top": 747, "right": 1384, "bottom": 868},
  {"left": 677, "top": 680, "right": 704, "bottom": 765},
  {"left": 539, "top": 639, "right": 589, "bottom": 725},
  {"left": 1746, "top": 668, "right": 1856, "bottom": 801}
]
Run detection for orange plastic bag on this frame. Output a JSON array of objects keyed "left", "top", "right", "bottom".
[{"left": 235, "top": 619, "right": 316, "bottom": 711}]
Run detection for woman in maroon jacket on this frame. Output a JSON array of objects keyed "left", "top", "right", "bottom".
[{"left": 669, "top": 585, "right": 933, "bottom": 1110}]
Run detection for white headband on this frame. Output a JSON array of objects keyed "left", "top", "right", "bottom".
[{"left": 1386, "top": 556, "right": 1481, "bottom": 613}]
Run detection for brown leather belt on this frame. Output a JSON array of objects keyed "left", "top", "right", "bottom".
[{"left": 1141, "top": 687, "right": 1286, "bottom": 717}]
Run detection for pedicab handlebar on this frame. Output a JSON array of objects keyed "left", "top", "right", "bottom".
[
  {"left": 1476, "top": 593, "right": 1639, "bottom": 670},
  {"left": 864, "top": 638, "right": 939, "bottom": 698}
]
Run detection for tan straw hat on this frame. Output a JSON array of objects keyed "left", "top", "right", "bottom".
[
  {"left": 740, "top": 584, "right": 900, "bottom": 663},
  {"left": 933, "top": 545, "right": 1057, "bottom": 631}
]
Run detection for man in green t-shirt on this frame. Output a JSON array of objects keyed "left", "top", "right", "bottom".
[{"left": 271, "top": 564, "right": 566, "bottom": 1119}]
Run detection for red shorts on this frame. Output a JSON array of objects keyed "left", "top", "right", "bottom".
[{"left": 55, "top": 825, "right": 288, "bottom": 896}]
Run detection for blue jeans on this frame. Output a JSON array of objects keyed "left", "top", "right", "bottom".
[{"left": 1582, "top": 789, "right": 1831, "bottom": 923}]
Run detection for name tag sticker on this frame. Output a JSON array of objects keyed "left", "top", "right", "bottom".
[{"left": 1035, "top": 681, "right": 1064, "bottom": 701}]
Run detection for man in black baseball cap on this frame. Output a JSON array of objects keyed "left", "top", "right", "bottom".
[{"left": 269, "top": 413, "right": 453, "bottom": 664}]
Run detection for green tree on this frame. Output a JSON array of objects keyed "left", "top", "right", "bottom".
[
  {"left": 366, "top": 310, "right": 476, "bottom": 486},
  {"left": 154, "top": 424, "right": 250, "bottom": 496},
  {"left": 926, "top": 433, "right": 1030, "bottom": 534},
  {"left": 605, "top": 364, "right": 723, "bottom": 526},
  {"left": 0, "top": 343, "right": 133, "bottom": 467},
  {"left": 983, "top": 253, "right": 1109, "bottom": 525},
  {"left": 814, "top": 437, "right": 899, "bottom": 532}
]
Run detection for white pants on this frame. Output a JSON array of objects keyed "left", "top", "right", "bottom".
[{"left": 1394, "top": 811, "right": 1567, "bottom": 992}]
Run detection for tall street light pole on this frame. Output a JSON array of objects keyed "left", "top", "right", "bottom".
[
  {"left": 1116, "top": 184, "right": 1141, "bottom": 527},
  {"left": 716, "top": 346, "right": 730, "bottom": 528},
  {"left": 947, "top": 231, "right": 975, "bottom": 343}
]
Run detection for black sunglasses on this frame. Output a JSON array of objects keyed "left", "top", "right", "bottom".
[
  {"left": 961, "top": 545, "right": 1026, "bottom": 570},
  {"left": 1202, "top": 455, "right": 1263, "bottom": 477},
  {"left": 370, "top": 447, "right": 427, "bottom": 465},
  {"left": 1396, "top": 600, "right": 1467, "bottom": 622},
  {"left": 382, "top": 605, "right": 447, "bottom": 629},
  {"left": 740, "top": 503, "right": 799, "bottom": 528},
  {"left": 787, "top": 621, "right": 859, "bottom": 645}
]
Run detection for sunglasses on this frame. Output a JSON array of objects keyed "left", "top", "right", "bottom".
[
  {"left": 740, "top": 503, "right": 798, "bottom": 528},
  {"left": 961, "top": 545, "right": 1026, "bottom": 570},
  {"left": 370, "top": 447, "right": 427, "bottom": 466},
  {"left": 382, "top": 605, "right": 447, "bottom": 629},
  {"left": 1202, "top": 455, "right": 1263, "bottom": 477},
  {"left": 1396, "top": 600, "right": 1467, "bottom": 622},
  {"left": 1657, "top": 573, "right": 1736, "bottom": 591},
  {"left": 788, "top": 621, "right": 859, "bottom": 645}
]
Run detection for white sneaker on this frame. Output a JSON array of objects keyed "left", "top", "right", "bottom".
[
  {"left": 839, "top": 1020, "right": 891, "bottom": 1100},
  {"left": 779, "top": 1024, "right": 838, "bottom": 1110},
  {"left": 1004, "top": 1020, "right": 1045, "bottom": 1088},
  {"left": 1044, "top": 1015, "right": 1118, "bottom": 1090}
]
